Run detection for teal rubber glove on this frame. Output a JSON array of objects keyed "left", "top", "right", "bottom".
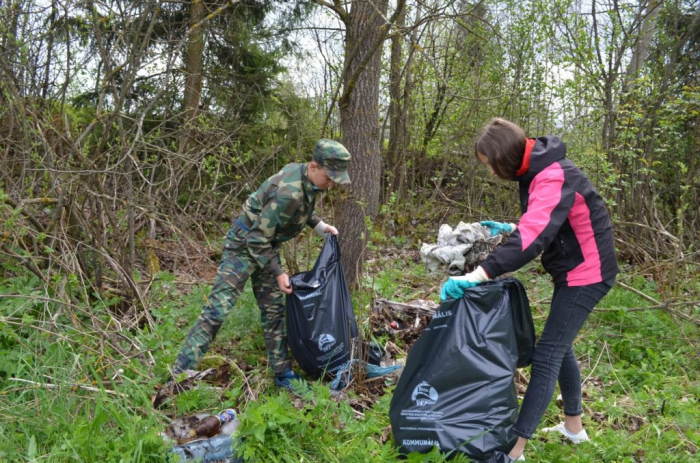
[
  {"left": 440, "top": 278, "right": 478, "bottom": 301},
  {"left": 439, "top": 267, "right": 491, "bottom": 301},
  {"left": 480, "top": 220, "right": 516, "bottom": 237}
]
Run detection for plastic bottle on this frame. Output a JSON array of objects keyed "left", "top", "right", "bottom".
[
  {"left": 188, "top": 409, "right": 237, "bottom": 439},
  {"left": 169, "top": 434, "right": 244, "bottom": 462}
]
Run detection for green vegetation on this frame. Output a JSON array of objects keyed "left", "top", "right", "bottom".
[
  {"left": 1, "top": 237, "right": 698, "bottom": 462},
  {"left": 1, "top": 0, "right": 699, "bottom": 461}
]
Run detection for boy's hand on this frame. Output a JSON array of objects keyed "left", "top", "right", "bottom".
[{"left": 277, "top": 273, "right": 293, "bottom": 294}]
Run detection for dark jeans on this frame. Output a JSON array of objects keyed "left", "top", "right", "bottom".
[{"left": 512, "top": 279, "right": 614, "bottom": 439}]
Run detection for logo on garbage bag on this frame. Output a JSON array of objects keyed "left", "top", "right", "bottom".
[
  {"left": 402, "top": 439, "right": 441, "bottom": 449},
  {"left": 433, "top": 309, "right": 452, "bottom": 319},
  {"left": 297, "top": 289, "right": 322, "bottom": 301},
  {"left": 411, "top": 381, "right": 438, "bottom": 406},
  {"left": 318, "top": 334, "right": 336, "bottom": 352}
]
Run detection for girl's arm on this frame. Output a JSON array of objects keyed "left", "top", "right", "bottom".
[{"left": 480, "top": 163, "right": 575, "bottom": 278}]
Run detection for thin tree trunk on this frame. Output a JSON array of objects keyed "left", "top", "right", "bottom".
[
  {"left": 400, "top": 1, "right": 422, "bottom": 207},
  {"left": 42, "top": 2, "right": 57, "bottom": 100},
  {"left": 625, "top": 0, "right": 664, "bottom": 92},
  {"left": 180, "top": 0, "right": 206, "bottom": 154},
  {"left": 386, "top": 4, "right": 406, "bottom": 203}
]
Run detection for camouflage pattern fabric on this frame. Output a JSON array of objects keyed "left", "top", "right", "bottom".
[
  {"left": 312, "top": 139, "right": 352, "bottom": 185},
  {"left": 173, "top": 163, "right": 323, "bottom": 376},
  {"left": 173, "top": 226, "right": 291, "bottom": 376},
  {"left": 239, "top": 163, "right": 321, "bottom": 277}
]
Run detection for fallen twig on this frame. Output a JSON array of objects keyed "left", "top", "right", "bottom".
[
  {"left": 9, "top": 377, "right": 127, "bottom": 398},
  {"left": 616, "top": 220, "right": 680, "bottom": 244},
  {"left": 615, "top": 281, "right": 660, "bottom": 304},
  {"left": 596, "top": 300, "right": 700, "bottom": 312},
  {"left": 374, "top": 298, "right": 438, "bottom": 316},
  {"left": 609, "top": 282, "right": 700, "bottom": 326},
  {"left": 582, "top": 341, "right": 607, "bottom": 386},
  {"left": 515, "top": 368, "right": 529, "bottom": 386},
  {"left": 227, "top": 359, "right": 258, "bottom": 405}
]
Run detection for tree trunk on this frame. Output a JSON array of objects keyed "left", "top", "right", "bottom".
[
  {"left": 401, "top": 2, "right": 422, "bottom": 206},
  {"left": 386, "top": 4, "right": 406, "bottom": 203},
  {"left": 42, "top": 2, "right": 57, "bottom": 100},
  {"left": 180, "top": 0, "right": 206, "bottom": 153},
  {"left": 624, "top": 0, "right": 664, "bottom": 92},
  {"left": 336, "top": 0, "right": 390, "bottom": 287}
]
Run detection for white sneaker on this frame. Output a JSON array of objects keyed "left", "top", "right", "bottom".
[
  {"left": 498, "top": 452, "right": 525, "bottom": 462},
  {"left": 542, "top": 422, "right": 590, "bottom": 444}
]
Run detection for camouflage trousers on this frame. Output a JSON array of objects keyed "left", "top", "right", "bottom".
[{"left": 172, "top": 226, "right": 291, "bottom": 376}]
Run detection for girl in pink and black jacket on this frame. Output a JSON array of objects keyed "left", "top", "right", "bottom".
[{"left": 441, "top": 118, "right": 618, "bottom": 461}]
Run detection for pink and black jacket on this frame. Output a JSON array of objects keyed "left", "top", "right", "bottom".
[{"left": 480, "top": 136, "right": 618, "bottom": 287}]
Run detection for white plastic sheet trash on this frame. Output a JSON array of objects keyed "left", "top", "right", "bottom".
[{"left": 420, "top": 222, "right": 505, "bottom": 275}]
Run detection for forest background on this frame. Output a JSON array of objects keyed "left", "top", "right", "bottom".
[{"left": 0, "top": 0, "right": 698, "bottom": 461}]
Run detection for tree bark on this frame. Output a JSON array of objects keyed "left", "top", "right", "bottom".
[
  {"left": 336, "top": 0, "right": 391, "bottom": 287},
  {"left": 386, "top": 4, "right": 406, "bottom": 203},
  {"left": 402, "top": 2, "right": 422, "bottom": 205},
  {"left": 180, "top": 0, "right": 207, "bottom": 154},
  {"left": 625, "top": 0, "right": 664, "bottom": 92}
]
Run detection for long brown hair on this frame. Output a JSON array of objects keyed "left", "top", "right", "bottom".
[{"left": 474, "top": 118, "right": 527, "bottom": 179}]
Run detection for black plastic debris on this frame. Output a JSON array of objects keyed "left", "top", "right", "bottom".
[
  {"left": 286, "top": 235, "right": 359, "bottom": 378},
  {"left": 389, "top": 278, "right": 535, "bottom": 462}
]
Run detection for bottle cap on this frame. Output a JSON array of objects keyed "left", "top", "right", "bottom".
[{"left": 218, "top": 409, "right": 237, "bottom": 424}]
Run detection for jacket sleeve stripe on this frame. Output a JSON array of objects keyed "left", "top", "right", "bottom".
[
  {"left": 519, "top": 163, "right": 566, "bottom": 251},
  {"left": 566, "top": 192, "right": 603, "bottom": 285}
]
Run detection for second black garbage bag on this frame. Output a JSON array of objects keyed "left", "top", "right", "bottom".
[
  {"left": 286, "top": 235, "right": 358, "bottom": 378},
  {"left": 389, "top": 278, "right": 535, "bottom": 462}
]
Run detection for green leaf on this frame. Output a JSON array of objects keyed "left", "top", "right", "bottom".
[{"left": 27, "top": 435, "right": 37, "bottom": 460}]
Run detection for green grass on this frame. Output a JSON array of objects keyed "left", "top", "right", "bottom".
[
  {"left": 0, "top": 245, "right": 698, "bottom": 462},
  {"left": 506, "top": 266, "right": 700, "bottom": 462}
]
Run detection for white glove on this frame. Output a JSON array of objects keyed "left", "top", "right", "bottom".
[
  {"left": 452, "top": 266, "right": 490, "bottom": 284},
  {"left": 314, "top": 220, "right": 339, "bottom": 237}
]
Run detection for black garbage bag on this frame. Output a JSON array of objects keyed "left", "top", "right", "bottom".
[
  {"left": 389, "top": 278, "right": 534, "bottom": 462},
  {"left": 286, "top": 235, "right": 359, "bottom": 378}
]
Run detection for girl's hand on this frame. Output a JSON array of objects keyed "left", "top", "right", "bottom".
[
  {"left": 440, "top": 267, "right": 490, "bottom": 301},
  {"left": 480, "top": 221, "right": 516, "bottom": 237}
]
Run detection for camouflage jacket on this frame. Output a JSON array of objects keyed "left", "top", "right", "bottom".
[{"left": 237, "top": 163, "right": 322, "bottom": 276}]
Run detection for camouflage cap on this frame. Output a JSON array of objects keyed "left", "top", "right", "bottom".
[{"left": 312, "top": 139, "right": 352, "bottom": 185}]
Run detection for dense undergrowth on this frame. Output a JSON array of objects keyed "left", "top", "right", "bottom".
[{"left": 0, "top": 229, "right": 699, "bottom": 462}]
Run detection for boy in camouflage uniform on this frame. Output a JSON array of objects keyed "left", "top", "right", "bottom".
[{"left": 172, "top": 139, "right": 351, "bottom": 389}]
